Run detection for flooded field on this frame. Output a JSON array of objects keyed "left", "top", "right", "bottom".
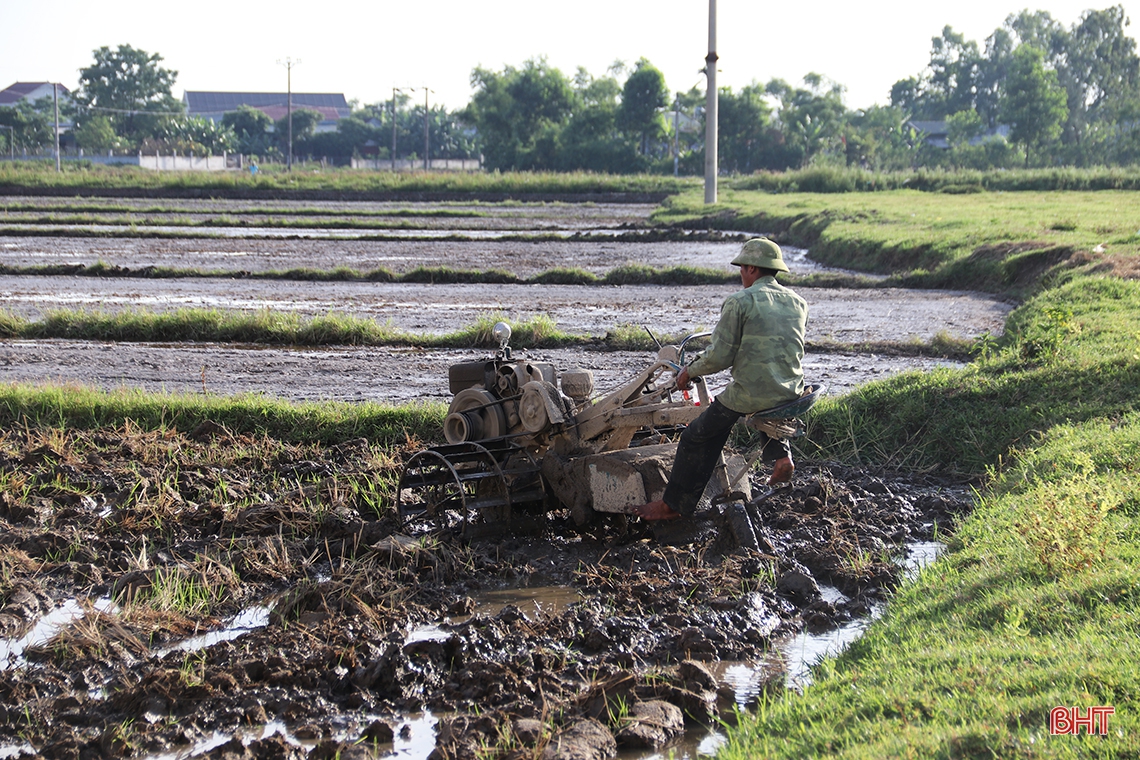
[
  {"left": 0, "top": 340, "right": 962, "bottom": 404},
  {"left": 0, "top": 198, "right": 989, "bottom": 759}
]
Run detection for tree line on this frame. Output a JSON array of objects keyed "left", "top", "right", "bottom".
[{"left": 2, "top": 6, "right": 1137, "bottom": 172}]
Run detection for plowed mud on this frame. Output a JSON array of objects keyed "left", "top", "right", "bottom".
[{"left": 0, "top": 422, "right": 971, "bottom": 760}]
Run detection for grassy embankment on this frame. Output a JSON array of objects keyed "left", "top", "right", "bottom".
[
  {"left": 0, "top": 162, "right": 693, "bottom": 197},
  {"left": 658, "top": 186, "right": 1140, "bottom": 757},
  {"left": 662, "top": 184, "right": 1140, "bottom": 294}
]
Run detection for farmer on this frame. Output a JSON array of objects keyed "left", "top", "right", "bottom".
[{"left": 634, "top": 237, "right": 807, "bottom": 521}]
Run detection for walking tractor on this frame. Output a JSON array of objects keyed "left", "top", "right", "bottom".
[{"left": 397, "top": 322, "right": 823, "bottom": 538}]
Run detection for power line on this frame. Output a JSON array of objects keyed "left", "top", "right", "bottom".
[{"left": 76, "top": 104, "right": 187, "bottom": 117}]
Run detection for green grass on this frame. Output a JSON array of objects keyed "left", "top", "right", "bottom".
[
  {"left": 726, "top": 406, "right": 1140, "bottom": 758},
  {"left": 0, "top": 261, "right": 746, "bottom": 287},
  {"left": 0, "top": 306, "right": 962, "bottom": 359},
  {"left": 0, "top": 162, "right": 693, "bottom": 197},
  {"left": 0, "top": 381, "right": 444, "bottom": 447},
  {"left": 655, "top": 188, "right": 1140, "bottom": 294},
  {"left": 0, "top": 200, "right": 490, "bottom": 217},
  {"left": 801, "top": 277, "right": 1140, "bottom": 473},
  {"left": 727, "top": 165, "right": 1140, "bottom": 193},
  {"left": 1, "top": 309, "right": 584, "bottom": 348}
]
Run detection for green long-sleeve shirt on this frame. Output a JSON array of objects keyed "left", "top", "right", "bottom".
[{"left": 686, "top": 276, "right": 807, "bottom": 414}]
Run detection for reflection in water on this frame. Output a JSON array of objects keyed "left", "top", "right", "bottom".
[
  {"left": 468, "top": 585, "right": 583, "bottom": 620},
  {"left": 153, "top": 605, "right": 272, "bottom": 657},
  {"left": 0, "top": 597, "right": 117, "bottom": 671},
  {"left": 780, "top": 610, "right": 883, "bottom": 693},
  {"left": 1, "top": 223, "right": 642, "bottom": 240},
  {"left": 139, "top": 714, "right": 437, "bottom": 760},
  {"left": 781, "top": 542, "right": 945, "bottom": 692}
]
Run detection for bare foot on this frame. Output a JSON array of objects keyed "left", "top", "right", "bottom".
[
  {"left": 632, "top": 500, "right": 682, "bottom": 520},
  {"left": 768, "top": 455, "right": 794, "bottom": 486}
]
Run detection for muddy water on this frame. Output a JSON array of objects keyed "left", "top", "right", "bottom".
[
  {"left": 0, "top": 340, "right": 962, "bottom": 403},
  {"left": 0, "top": 276, "right": 1007, "bottom": 338},
  {"left": 2, "top": 236, "right": 752, "bottom": 277}
]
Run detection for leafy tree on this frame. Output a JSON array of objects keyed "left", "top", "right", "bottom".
[
  {"left": 946, "top": 109, "right": 984, "bottom": 147},
  {"left": 465, "top": 58, "right": 576, "bottom": 170},
  {"left": 139, "top": 117, "right": 235, "bottom": 155},
  {"left": 0, "top": 101, "right": 52, "bottom": 153},
  {"left": 556, "top": 68, "right": 641, "bottom": 172},
  {"left": 274, "top": 108, "right": 322, "bottom": 156},
  {"left": 927, "top": 26, "right": 984, "bottom": 116},
  {"left": 73, "top": 114, "right": 121, "bottom": 152},
  {"left": 844, "top": 105, "right": 920, "bottom": 170},
  {"left": 976, "top": 28, "right": 1015, "bottom": 128},
  {"left": 889, "top": 77, "right": 923, "bottom": 117},
  {"left": 890, "top": 27, "right": 982, "bottom": 119},
  {"left": 766, "top": 74, "right": 847, "bottom": 168},
  {"left": 223, "top": 105, "right": 274, "bottom": 154},
  {"left": 1000, "top": 45, "right": 1068, "bottom": 166},
  {"left": 1061, "top": 6, "right": 1140, "bottom": 151},
  {"left": 618, "top": 58, "right": 667, "bottom": 155},
  {"left": 76, "top": 44, "right": 183, "bottom": 145},
  {"left": 717, "top": 84, "right": 777, "bottom": 173}
]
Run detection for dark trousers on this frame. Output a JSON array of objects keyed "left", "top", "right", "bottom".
[{"left": 662, "top": 398, "right": 790, "bottom": 516}]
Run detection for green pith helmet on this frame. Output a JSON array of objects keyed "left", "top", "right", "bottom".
[{"left": 731, "top": 237, "right": 789, "bottom": 273}]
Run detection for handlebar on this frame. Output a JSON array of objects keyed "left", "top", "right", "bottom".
[{"left": 678, "top": 331, "right": 712, "bottom": 367}]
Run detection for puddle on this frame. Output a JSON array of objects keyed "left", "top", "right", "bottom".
[
  {"left": 407, "top": 585, "right": 582, "bottom": 645},
  {"left": 465, "top": 585, "right": 582, "bottom": 620},
  {"left": 902, "top": 540, "right": 945, "bottom": 579},
  {"left": 781, "top": 541, "right": 945, "bottom": 691},
  {"left": 1, "top": 223, "right": 649, "bottom": 240},
  {"left": 709, "top": 659, "right": 784, "bottom": 709},
  {"left": 142, "top": 713, "right": 437, "bottom": 760},
  {"left": 405, "top": 624, "right": 452, "bottom": 645},
  {"left": 0, "top": 597, "right": 117, "bottom": 671},
  {"left": 780, "top": 607, "right": 884, "bottom": 692},
  {"left": 0, "top": 744, "right": 35, "bottom": 759},
  {"left": 153, "top": 605, "right": 272, "bottom": 657}
]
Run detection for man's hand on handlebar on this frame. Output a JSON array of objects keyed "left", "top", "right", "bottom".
[{"left": 676, "top": 366, "right": 693, "bottom": 392}]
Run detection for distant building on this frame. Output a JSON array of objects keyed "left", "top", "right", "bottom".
[
  {"left": 906, "top": 119, "right": 1010, "bottom": 149},
  {"left": 0, "top": 81, "right": 71, "bottom": 108},
  {"left": 183, "top": 91, "right": 350, "bottom": 133},
  {"left": 1, "top": 82, "right": 74, "bottom": 137}
]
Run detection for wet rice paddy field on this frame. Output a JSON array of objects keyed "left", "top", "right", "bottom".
[{"left": 0, "top": 198, "right": 996, "bottom": 759}]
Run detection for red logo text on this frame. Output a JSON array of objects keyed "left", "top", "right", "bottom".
[{"left": 1050, "top": 706, "right": 1115, "bottom": 736}]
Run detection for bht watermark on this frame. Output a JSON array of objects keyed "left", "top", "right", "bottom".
[{"left": 1050, "top": 706, "right": 1115, "bottom": 736}]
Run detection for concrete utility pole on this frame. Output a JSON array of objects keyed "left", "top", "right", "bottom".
[
  {"left": 392, "top": 86, "right": 414, "bottom": 171},
  {"left": 392, "top": 87, "right": 399, "bottom": 171},
  {"left": 423, "top": 87, "right": 431, "bottom": 171},
  {"left": 277, "top": 57, "right": 301, "bottom": 171},
  {"left": 673, "top": 95, "right": 680, "bottom": 178},
  {"left": 53, "top": 83, "right": 61, "bottom": 173},
  {"left": 704, "top": 0, "right": 718, "bottom": 204}
]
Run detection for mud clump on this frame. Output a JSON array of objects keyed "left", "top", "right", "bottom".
[{"left": 0, "top": 425, "right": 972, "bottom": 758}]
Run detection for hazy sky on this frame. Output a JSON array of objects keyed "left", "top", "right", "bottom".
[{"left": 2, "top": 0, "right": 1136, "bottom": 111}]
